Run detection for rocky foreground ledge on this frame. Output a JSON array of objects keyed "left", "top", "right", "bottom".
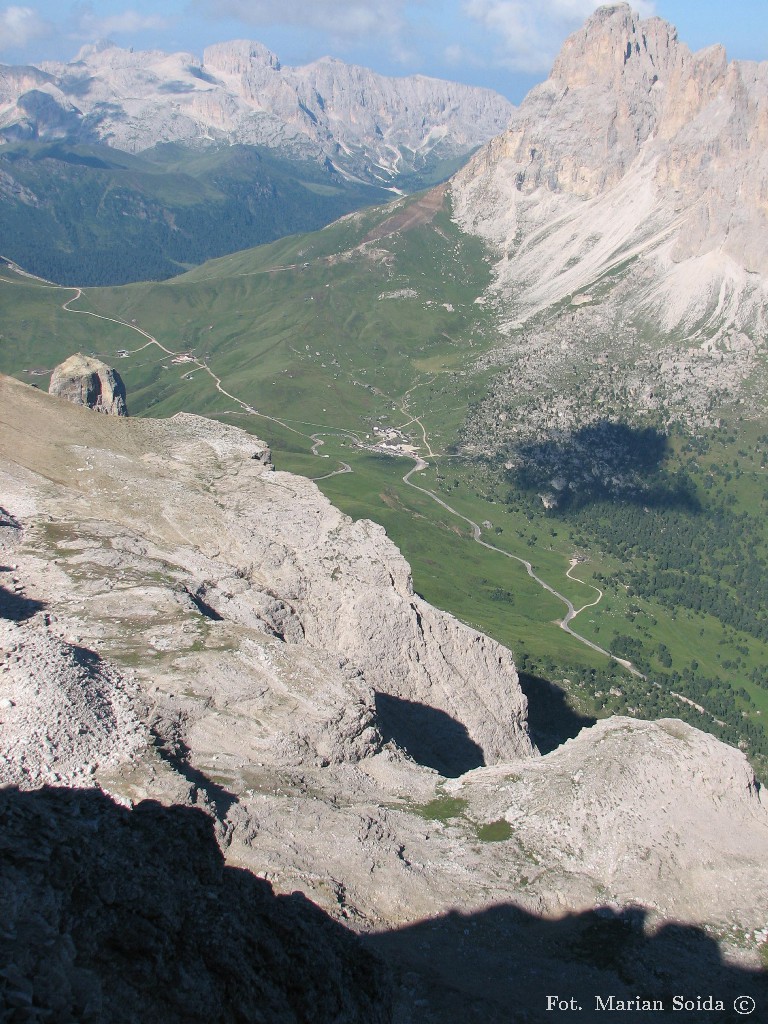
[{"left": 1, "top": 373, "right": 766, "bottom": 1020}]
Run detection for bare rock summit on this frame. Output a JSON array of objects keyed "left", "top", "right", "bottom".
[
  {"left": 49, "top": 353, "right": 128, "bottom": 416},
  {"left": 451, "top": 3, "right": 768, "bottom": 338}
]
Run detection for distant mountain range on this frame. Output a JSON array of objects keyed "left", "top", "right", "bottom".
[
  {"left": 0, "top": 39, "right": 513, "bottom": 186},
  {"left": 0, "top": 41, "right": 513, "bottom": 285}
]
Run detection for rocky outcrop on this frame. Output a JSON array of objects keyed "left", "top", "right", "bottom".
[
  {"left": 451, "top": 3, "right": 768, "bottom": 338},
  {"left": 1, "top": 372, "right": 767, "bottom": 988},
  {"left": 447, "top": 716, "right": 768, "bottom": 922},
  {"left": 49, "top": 353, "right": 127, "bottom": 415},
  {"left": 0, "top": 375, "right": 533, "bottom": 784},
  {"left": 0, "top": 40, "right": 513, "bottom": 185}
]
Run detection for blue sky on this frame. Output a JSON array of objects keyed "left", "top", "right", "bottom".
[{"left": 1, "top": 1, "right": 765, "bottom": 101}]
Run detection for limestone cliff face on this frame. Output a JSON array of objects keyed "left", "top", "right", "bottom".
[
  {"left": 0, "top": 40, "right": 513, "bottom": 185},
  {"left": 202, "top": 41, "right": 513, "bottom": 168},
  {"left": 451, "top": 3, "right": 768, "bottom": 336},
  {"left": 123, "top": 411, "right": 535, "bottom": 769},
  {"left": 49, "top": 353, "right": 127, "bottom": 416},
  {"left": 0, "top": 378, "right": 532, "bottom": 780},
  {"left": 2, "top": 373, "right": 768, "bottom": 962}
]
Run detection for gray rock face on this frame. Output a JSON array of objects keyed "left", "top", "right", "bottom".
[
  {"left": 49, "top": 353, "right": 127, "bottom": 415},
  {"left": 0, "top": 64, "right": 83, "bottom": 143},
  {"left": 1, "top": 373, "right": 767, "bottom": 997},
  {"left": 0, "top": 376, "right": 533, "bottom": 788},
  {"left": 451, "top": 3, "right": 768, "bottom": 337},
  {"left": 0, "top": 40, "right": 514, "bottom": 185},
  {"left": 448, "top": 716, "right": 768, "bottom": 922}
]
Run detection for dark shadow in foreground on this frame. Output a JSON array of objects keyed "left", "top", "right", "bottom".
[
  {"left": 518, "top": 671, "right": 597, "bottom": 753},
  {"left": 367, "top": 903, "right": 768, "bottom": 1024},
  {"left": 0, "top": 785, "right": 390, "bottom": 1024},
  {"left": 2, "top": 786, "right": 765, "bottom": 1024},
  {"left": 374, "top": 692, "right": 485, "bottom": 776},
  {"left": 0, "top": 582, "right": 45, "bottom": 622}
]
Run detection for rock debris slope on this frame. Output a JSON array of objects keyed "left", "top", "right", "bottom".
[
  {"left": 0, "top": 618, "right": 146, "bottom": 788},
  {"left": 451, "top": 3, "right": 768, "bottom": 339},
  {"left": 0, "top": 40, "right": 513, "bottom": 185},
  {"left": 1, "top": 374, "right": 767, "bottom": 1013}
]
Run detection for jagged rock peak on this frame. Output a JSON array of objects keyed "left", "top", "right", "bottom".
[
  {"left": 49, "top": 353, "right": 128, "bottom": 416},
  {"left": 551, "top": 4, "right": 681, "bottom": 89},
  {"left": 450, "top": 4, "right": 768, "bottom": 336},
  {"left": 203, "top": 39, "right": 282, "bottom": 75}
]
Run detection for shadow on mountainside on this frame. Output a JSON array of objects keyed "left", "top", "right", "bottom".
[
  {"left": 374, "top": 693, "right": 485, "bottom": 777},
  {"left": 151, "top": 734, "right": 240, "bottom": 818},
  {"left": 0, "top": 785, "right": 390, "bottom": 1024},
  {"left": 1, "top": 785, "right": 765, "bottom": 1024},
  {"left": 518, "top": 671, "right": 597, "bottom": 754},
  {"left": 368, "top": 903, "right": 768, "bottom": 1024},
  {"left": 0, "top": 582, "right": 45, "bottom": 621},
  {"left": 511, "top": 421, "right": 701, "bottom": 512}
]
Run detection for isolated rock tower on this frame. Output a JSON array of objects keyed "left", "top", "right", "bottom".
[{"left": 49, "top": 353, "right": 128, "bottom": 416}]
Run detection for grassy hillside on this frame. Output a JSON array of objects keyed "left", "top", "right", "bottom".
[
  {"left": 2, "top": 187, "right": 767, "bottom": 779},
  {"left": 0, "top": 142, "right": 389, "bottom": 285}
]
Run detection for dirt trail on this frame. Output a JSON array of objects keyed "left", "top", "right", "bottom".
[
  {"left": 310, "top": 434, "right": 352, "bottom": 480},
  {"left": 362, "top": 184, "right": 447, "bottom": 243},
  {"left": 566, "top": 559, "right": 604, "bottom": 615},
  {"left": 400, "top": 458, "right": 644, "bottom": 674}
]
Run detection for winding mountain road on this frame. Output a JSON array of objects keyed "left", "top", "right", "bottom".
[
  {"left": 59, "top": 288, "right": 309, "bottom": 441},
  {"left": 310, "top": 434, "right": 352, "bottom": 480},
  {"left": 43, "top": 270, "right": 637, "bottom": 671},
  {"left": 402, "top": 458, "right": 641, "bottom": 672}
]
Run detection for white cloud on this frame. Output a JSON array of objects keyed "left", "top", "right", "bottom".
[
  {"left": 70, "top": 4, "right": 175, "bottom": 42},
  {"left": 444, "top": 42, "right": 485, "bottom": 68},
  {"left": 0, "top": 5, "right": 53, "bottom": 50},
  {"left": 192, "top": 0, "right": 407, "bottom": 43},
  {"left": 463, "top": 0, "right": 656, "bottom": 72},
  {"left": 90, "top": 12, "right": 174, "bottom": 35}
]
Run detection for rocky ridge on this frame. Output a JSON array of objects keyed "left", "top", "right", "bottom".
[
  {"left": 448, "top": 716, "right": 768, "bottom": 919},
  {"left": 0, "top": 40, "right": 513, "bottom": 186},
  {"left": 1, "top": 374, "right": 767, "bottom": 1017}
]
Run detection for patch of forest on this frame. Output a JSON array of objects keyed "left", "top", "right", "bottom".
[
  {"left": 504, "top": 420, "right": 768, "bottom": 783},
  {"left": 0, "top": 142, "right": 388, "bottom": 286}
]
